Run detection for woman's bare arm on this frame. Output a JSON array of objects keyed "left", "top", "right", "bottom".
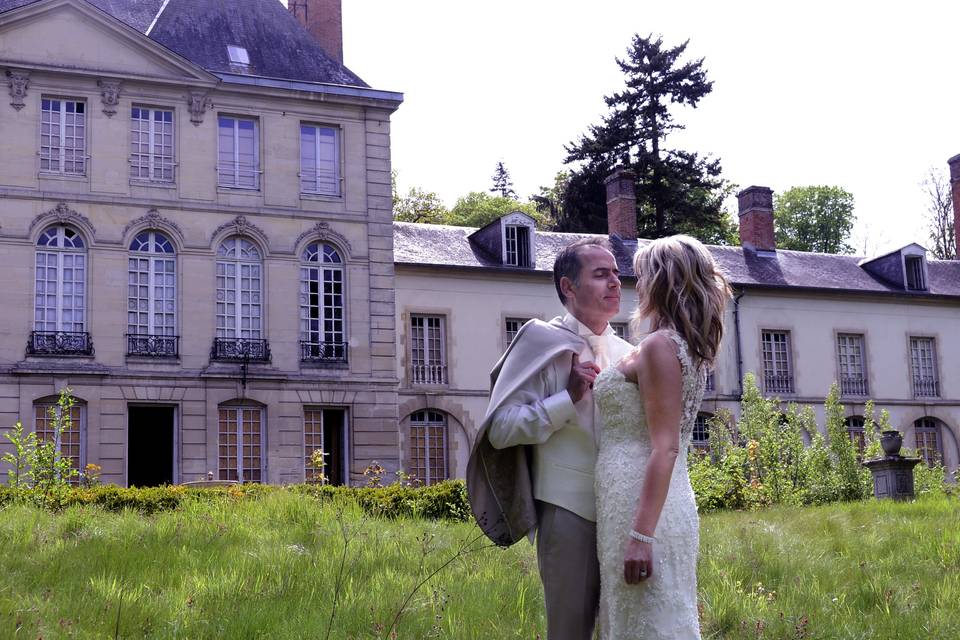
[{"left": 622, "top": 333, "right": 682, "bottom": 583}]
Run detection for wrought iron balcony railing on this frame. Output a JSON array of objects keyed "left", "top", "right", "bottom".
[
  {"left": 840, "top": 376, "right": 869, "bottom": 396},
  {"left": 763, "top": 372, "right": 794, "bottom": 395},
  {"left": 126, "top": 333, "right": 179, "bottom": 358},
  {"left": 411, "top": 364, "right": 448, "bottom": 385},
  {"left": 299, "top": 341, "right": 348, "bottom": 363},
  {"left": 913, "top": 377, "right": 940, "bottom": 398},
  {"left": 211, "top": 337, "right": 271, "bottom": 362},
  {"left": 27, "top": 331, "right": 93, "bottom": 356}
]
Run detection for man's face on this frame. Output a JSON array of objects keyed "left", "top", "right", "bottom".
[{"left": 562, "top": 246, "right": 622, "bottom": 326}]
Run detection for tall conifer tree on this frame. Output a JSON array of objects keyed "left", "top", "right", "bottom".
[{"left": 560, "top": 35, "right": 732, "bottom": 243}]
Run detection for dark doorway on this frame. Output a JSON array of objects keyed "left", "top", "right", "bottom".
[
  {"left": 322, "top": 408, "right": 346, "bottom": 485},
  {"left": 128, "top": 406, "right": 175, "bottom": 487}
]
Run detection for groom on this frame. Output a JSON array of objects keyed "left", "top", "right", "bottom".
[{"left": 466, "top": 237, "right": 633, "bottom": 640}]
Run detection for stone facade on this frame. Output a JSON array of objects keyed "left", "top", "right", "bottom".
[{"left": 0, "top": 0, "right": 402, "bottom": 486}]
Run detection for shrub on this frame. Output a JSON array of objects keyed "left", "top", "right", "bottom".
[{"left": 0, "top": 480, "right": 471, "bottom": 521}]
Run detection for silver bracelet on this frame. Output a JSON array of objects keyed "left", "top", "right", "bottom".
[{"left": 629, "top": 529, "right": 656, "bottom": 544}]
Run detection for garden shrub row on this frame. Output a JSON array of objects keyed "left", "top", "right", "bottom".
[{"left": 0, "top": 479, "right": 471, "bottom": 521}]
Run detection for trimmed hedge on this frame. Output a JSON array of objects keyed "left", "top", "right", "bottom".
[{"left": 0, "top": 480, "right": 471, "bottom": 521}]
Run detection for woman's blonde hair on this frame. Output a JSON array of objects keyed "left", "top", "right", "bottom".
[{"left": 630, "top": 235, "right": 732, "bottom": 366}]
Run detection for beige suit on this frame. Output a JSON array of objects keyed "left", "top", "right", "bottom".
[{"left": 469, "top": 314, "right": 632, "bottom": 640}]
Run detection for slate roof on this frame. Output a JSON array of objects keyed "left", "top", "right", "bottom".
[
  {"left": 393, "top": 221, "right": 960, "bottom": 299},
  {"left": 0, "top": 0, "right": 367, "bottom": 86}
]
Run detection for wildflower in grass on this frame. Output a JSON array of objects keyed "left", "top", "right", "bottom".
[
  {"left": 81, "top": 463, "right": 102, "bottom": 488},
  {"left": 363, "top": 461, "right": 385, "bottom": 487}
]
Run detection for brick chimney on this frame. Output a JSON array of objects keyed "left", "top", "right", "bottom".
[
  {"left": 605, "top": 169, "right": 637, "bottom": 240},
  {"left": 289, "top": 0, "right": 343, "bottom": 65},
  {"left": 948, "top": 154, "right": 960, "bottom": 259},
  {"left": 737, "top": 186, "right": 775, "bottom": 252}
]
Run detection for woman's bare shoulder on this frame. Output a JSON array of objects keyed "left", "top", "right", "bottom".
[{"left": 618, "top": 332, "right": 679, "bottom": 383}]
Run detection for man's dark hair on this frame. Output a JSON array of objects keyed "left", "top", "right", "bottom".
[{"left": 553, "top": 237, "right": 614, "bottom": 305}]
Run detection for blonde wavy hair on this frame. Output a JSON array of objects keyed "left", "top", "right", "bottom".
[{"left": 630, "top": 235, "right": 732, "bottom": 366}]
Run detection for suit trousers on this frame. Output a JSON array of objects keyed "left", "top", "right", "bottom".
[{"left": 536, "top": 500, "right": 601, "bottom": 640}]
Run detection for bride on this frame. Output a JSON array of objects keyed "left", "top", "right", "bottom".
[{"left": 594, "top": 235, "right": 731, "bottom": 639}]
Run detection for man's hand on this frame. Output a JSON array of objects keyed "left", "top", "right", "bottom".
[
  {"left": 567, "top": 353, "right": 600, "bottom": 403},
  {"left": 623, "top": 538, "right": 653, "bottom": 584}
]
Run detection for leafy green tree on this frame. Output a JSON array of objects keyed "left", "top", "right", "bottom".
[
  {"left": 773, "top": 186, "right": 856, "bottom": 254},
  {"left": 448, "top": 192, "right": 550, "bottom": 228},
  {"left": 490, "top": 161, "right": 516, "bottom": 199},
  {"left": 531, "top": 171, "right": 570, "bottom": 226},
  {"left": 559, "top": 34, "right": 731, "bottom": 243},
  {"left": 391, "top": 172, "right": 450, "bottom": 224}
]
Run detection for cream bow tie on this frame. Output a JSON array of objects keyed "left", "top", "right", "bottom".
[{"left": 585, "top": 334, "right": 609, "bottom": 369}]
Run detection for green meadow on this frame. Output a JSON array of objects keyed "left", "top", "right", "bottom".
[{"left": 1, "top": 490, "right": 957, "bottom": 639}]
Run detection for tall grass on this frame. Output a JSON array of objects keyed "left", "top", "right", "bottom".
[{"left": 1, "top": 492, "right": 957, "bottom": 639}]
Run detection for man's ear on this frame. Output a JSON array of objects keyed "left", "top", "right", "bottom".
[{"left": 559, "top": 276, "right": 577, "bottom": 302}]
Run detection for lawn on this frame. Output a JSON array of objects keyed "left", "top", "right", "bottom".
[{"left": 1, "top": 491, "right": 957, "bottom": 639}]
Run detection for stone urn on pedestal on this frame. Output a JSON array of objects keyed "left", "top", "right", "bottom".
[{"left": 863, "top": 430, "right": 920, "bottom": 500}]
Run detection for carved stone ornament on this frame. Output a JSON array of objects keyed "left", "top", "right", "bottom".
[
  {"left": 6, "top": 68, "right": 29, "bottom": 111},
  {"left": 188, "top": 91, "right": 213, "bottom": 126},
  {"left": 211, "top": 215, "right": 269, "bottom": 248},
  {"left": 294, "top": 221, "right": 353, "bottom": 256},
  {"left": 122, "top": 208, "right": 184, "bottom": 244},
  {"left": 28, "top": 202, "right": 97, "bottom": 239},
  {"left": 98, "top": 79, "right": 121, "bottom": 117}
]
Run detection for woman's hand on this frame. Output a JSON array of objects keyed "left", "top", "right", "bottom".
[{"left": 623, "top": 538, "right": 654, "bottom": 584}]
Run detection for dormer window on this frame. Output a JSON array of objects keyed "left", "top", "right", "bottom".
[
  {"left": 227, "top": 45, "right": 250, "bottom": 65},
  {"left": 505, "top": 225, "right": 530, "bottom": 267},
  {"left": 905, "top": 255, "right": 926, "bottom": 290}
]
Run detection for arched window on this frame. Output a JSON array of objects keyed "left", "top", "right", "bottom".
[
  {"left": 914, "top": 418, "right": 942, "bottom": 467},
  {"left": 32, "top": 225, "right": 90, "bottom": 355},
  {"left": 127, "top": 231, "right": 177, "bottom": 356},
  {"left": 218, "top": 403, "right": 264, "bottom": 483},
  {"left": 216, "top": 237, "right": 263, "bottom": 339},
  {"left": 845, "top": 416, "right": 866, "bottom": 456},
  {"left": 34, "top": 397, "right": 85, "bottom": 483},
  {"left": 691, "top": 413, "right": 711, "bottom": 455},
  {"left": 299, "top": 242, "right": 346, "bottom": 362},
  {"left": 409, "top": 410, "right": 448, "bottom": 485}
]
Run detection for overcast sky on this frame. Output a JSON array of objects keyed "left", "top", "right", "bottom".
[{"left": 320, "top": 0, "right": 958, "bottom": 254}]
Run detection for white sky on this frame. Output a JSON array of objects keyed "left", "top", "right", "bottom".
[{"left": 311, "top": 1, "right": 958, "bottom": 254}]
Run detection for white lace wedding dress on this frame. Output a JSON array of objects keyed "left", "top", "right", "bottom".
[{"left": 594, "top": 330, "right": 705, "bottom": 639}]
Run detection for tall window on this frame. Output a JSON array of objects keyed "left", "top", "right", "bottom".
[
  {"left": 300, "top": 124, "right": 340, "bottom": 195},
  {"left": 299, "top": 243, "right": 346, "bottom": 361},
  {"left": 914, "top": 418, "right": 941, "bottom": 467},
  {"left": 761, "top": 330, "right": 793, "bottom": 394},
  {"left": 409, "top": 410, "right": 448, "bottom": 485},
  {"left": 130, "top": 107, "right": 174, "bottom": 182},
  {"left": 40, "top": 98, "right": 86, "bottom": 175},
  {"left": 216, "top": 238, "right": 263, "bottom": 340},
  {"left": 304, "top": 407, "right": 346, "bottom": 485},
  {"left": 837, "top": 334, "right": 868, "bottom": 396},
  {"left": 705, "top": 370, "right": 716, "bottom": 392},
  {"left": 217, "top": 116, "right": 259, "bottom": 189},
  {"left": 410, "top": 315, "right": 447, "bottom": 384},
  {"left": 905, "top": 256, "right": 926, "bottom": 291},
  {"left": 218, "top": 406, "right": 263, "bottom": 482},
  {"left": 845, "top": 416, "right": 866, "bottom": 457},
  {"left": 35, "top": 225, "right": 86, "bottom": 333},
  {"left": 34, "top": 401, "right": 83, "bottom": 483},
  {"left": 610, "top": 322, "right": 628, "bottom": 340},
  {"left": 504, "top": 317, "right": 530, "bottom": 349},
  {"left": 909, "top": 337, "right": 939, "bottom": 397},
  {"left": 128, "top": 231, "right": 176, "bottom": 338},
  {"left": 691, "top": 413, "right": 711, "bottom": 455},
  {"left": 505, "top": 225, "right": 531, "bottom": 267}
]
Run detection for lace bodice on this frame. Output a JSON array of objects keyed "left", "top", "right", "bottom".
[
  {"left": 593, "top": 329, "right": 705, "bottom": 640},
  {"left": 594, "top": 329, "right": 706, "bottom": 452}
]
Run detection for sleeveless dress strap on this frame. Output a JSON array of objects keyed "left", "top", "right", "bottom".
[{"left": 657, "top": 328, "right": 694, "bottom": 374}]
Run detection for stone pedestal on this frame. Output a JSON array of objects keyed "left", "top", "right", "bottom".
[{"left": 863, "top": 456, "right": 921, "bottom": 500}]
